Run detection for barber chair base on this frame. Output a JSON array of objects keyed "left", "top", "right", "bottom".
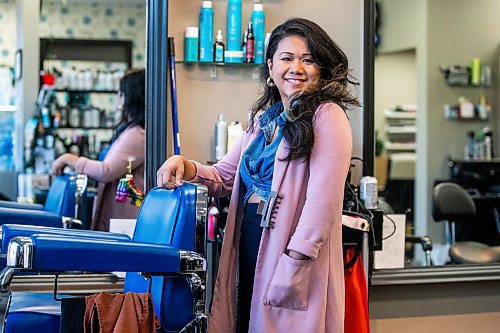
[
  {"left": 5, "top": 292, "right": 60, "bottom": 333},
  {"left": 450, "top": 241, "right": 500, "bottom": 264}
]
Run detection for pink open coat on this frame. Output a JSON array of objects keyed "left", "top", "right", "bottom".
[{"left": 192, "top": 103, "right": 352, "bottom": 333}]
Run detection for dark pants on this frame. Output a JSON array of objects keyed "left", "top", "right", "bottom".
[{"left": 237, "top": 203, "right": 263, "bottom": 333}]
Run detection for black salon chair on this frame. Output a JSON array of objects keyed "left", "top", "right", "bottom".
[{"left": 432, "top": 182, "right": 500, "bottom": 264}]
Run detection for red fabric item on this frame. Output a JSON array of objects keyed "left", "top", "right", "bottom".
[
  {"left": 344, "top": 247, "right": 370, "bottom": 333},
  {"left": 84, "top": 292, "right": 161, "bottom": 333}
]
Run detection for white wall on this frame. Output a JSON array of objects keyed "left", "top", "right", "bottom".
[
  {"left": 0, "top": 3, "right": 17, "bottom": 67},
  {"left": 375, "top": 50, "right": 417, "bottom": 142},
  {"left": 14, "top": 0, "right": 39, "bottom": 171},
  {"left": 376, "top": 0, "right": 420, "bottom": 54}
]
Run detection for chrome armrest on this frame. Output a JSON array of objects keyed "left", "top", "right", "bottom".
[
  {"left": 74, "top": 174, "right": 88, "bottom": 198},
  {"left": 180, "top": 251, "right": 207, "bottom": 273},
  {"left": 61, "top": 216, "right": 82, "bottom": 229}
]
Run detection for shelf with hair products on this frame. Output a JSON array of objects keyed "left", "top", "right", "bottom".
[
  {"left": 176, "top": 60, "right": 261, "bottom": 80},
  {"left": 443, "top": 96, "right": 492, "bottom": 121},
  {"left": 440, "top": 60, "right": 492, "bottom": 88},
  {"left": 180, "top": 0, "right": 268, "bottom": 79},
  {"left": 27, "top": 87, "right": 119, "bottom": 175},
  {"left": 54, "top": 89, "right": 118, "bottom": 94},
  {"left": 26, "top": 39, "right": 133, "bottom": 175},
  {"left": 383, "top": 105, "right": 417, "bottom": 153},
  {"left": 440, "top": 60, "right": 494, "bottom": 121}
]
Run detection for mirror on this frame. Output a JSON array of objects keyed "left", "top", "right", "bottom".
[
  {"left": 374, "top": 0, "right": 500, "bottom": 267},
  {"left": 0, "top": 0, "right": 147, "bottom": 228}
]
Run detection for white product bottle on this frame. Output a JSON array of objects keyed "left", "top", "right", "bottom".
[
  {"left": 77, "top": 70, "right": 86, "bottom": 90},
  {"left": 96, "top": 70, "right": 105, "bottom": 91},
  {"left": 69, "top": 67, "right": 78, "bottom": 90},
  {"left": 84, "top": 69, "right": 94, "bottom": 90},
  {"left": 215, "top": 114, "right": 228, "bottom": 161},
  {"left": 227, "top": 121, "right": 244, "bottom": 152}
]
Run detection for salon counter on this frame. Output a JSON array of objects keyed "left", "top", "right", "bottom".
[{"left": 370, "top": 264, "right": 500, "bottom": 333}]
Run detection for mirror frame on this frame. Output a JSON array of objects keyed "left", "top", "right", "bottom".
[
  {"left": 363, "top": 0, "right": 375, "bottom": 177},
  {"left": 145, "top": 0, "right": 169, "bottom": 191}
]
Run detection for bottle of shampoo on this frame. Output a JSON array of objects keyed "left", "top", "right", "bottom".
[
  {"left": 251, "top": 3, "right": 265, "bottom": 64},
  {"left": 184, "top": 27, "right": 199, "bottom": 62},
  {"left": 215, "top": 114, "right": 228, "bottom": 161},
  {"left": 227, "top": 0, "right": 242, "bottom": 51},
  {"left": 199, "top": 1, "right": 214, "bottom": 62},
  {"left": 227, "top": 121, "right": 244, "bottom": 152}
]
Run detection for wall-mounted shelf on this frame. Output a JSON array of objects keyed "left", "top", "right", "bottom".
[
  {"left": 176, "top": 60, "right": 261, "bottom": 80},
  {"left": 0, "top": 105, "right": 16, "bottom": 112},
  {"left": 41, "top": 39, "right": 132, "bottom": 67},
  {"left": 440, "top": 64, "right": 492, "bottom": 88},
  {"left": 443, "top": 101, "right": 491, "bottom": 121},
  {"left": 385, "top": 142, "right": 416, "bottom": 151},
  {"left": 55, "top": 89, "right": 118, "bottom": 94},
  {"left": 383, "top": 105, "right": 417, "bottom": 154},
  {"left": 385, "top": 126, "right": 417, "bottom": 134},
  {"left": 177, "top": 60, "right": 261, "bottom": 67},
  {"left": 446, "top": 83, "right": 492, "bottom": 88},
  {"left": 384, "top": 109, "right": 417, "bottom": 119},
  {"left": 444, "top": 117, "right": 489, "bottom": 122},
  {"left": 56, "top": 127, "right": 113, "bottom": 131}
]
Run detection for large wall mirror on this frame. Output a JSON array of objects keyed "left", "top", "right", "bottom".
[
  {"left": 374, "top": 0, "right": 500, "bottom": 268},
  {"left": 0, "top": 0, "right": 146, "bottom": 228}
]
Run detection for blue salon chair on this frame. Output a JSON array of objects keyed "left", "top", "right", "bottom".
[
  {"left": 0, "top": 183, "right": 209, "bottom": 333},
  {"left": 0, "top": 174, "right": 86, "bottom": 228}
]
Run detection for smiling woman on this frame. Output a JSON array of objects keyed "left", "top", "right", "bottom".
[
  {"left": 251, "top": 18, "right": 360, "bottom": 162},
  {"left": 266, "top": 36, "right": 320, "bottom": 104},
  {"left": 156, "top": 17, "right": 360, "bottom": 333}
]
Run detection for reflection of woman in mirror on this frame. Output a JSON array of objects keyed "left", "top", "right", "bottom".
[
  {"left": 52, "top": 68, "right": 145, "bottom": 231},
  {"left": 157, "top": 18, "right": 359, "bottom": 332}
]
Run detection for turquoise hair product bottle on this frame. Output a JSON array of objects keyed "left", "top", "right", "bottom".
[
  {"left": 184, "top": 27, "right": 199, "bottom": 62},
  {"left": 199, "top": 1, "right": 214, "bottom": 62},
  {"left": 251, "top": 3, "right": 265, "bottom": 64},
  {"left": 227, "top": 0, "right": 242, "bottom": 51}
]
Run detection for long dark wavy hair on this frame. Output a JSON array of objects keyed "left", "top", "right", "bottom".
[
  {"left": 113, "top": 68, "right": 146, "bottom": 141},
  {"left": 250, "top": 18, "right": 360, "bottom": 162}
]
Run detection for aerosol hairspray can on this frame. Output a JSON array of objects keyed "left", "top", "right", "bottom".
[
  {"left": 215, "top": 114, "right": 228, "bottom": 161},
  {"left": 360, "top": 176, "right": 378, "bottom": 209}
]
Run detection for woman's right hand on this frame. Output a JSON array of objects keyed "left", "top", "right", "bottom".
[
  {"left": 156, "top": 155, "right": 196, "bottom": 189},
  {"left": 52, "top": 153, "right": 78, "bottom": 176}
]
